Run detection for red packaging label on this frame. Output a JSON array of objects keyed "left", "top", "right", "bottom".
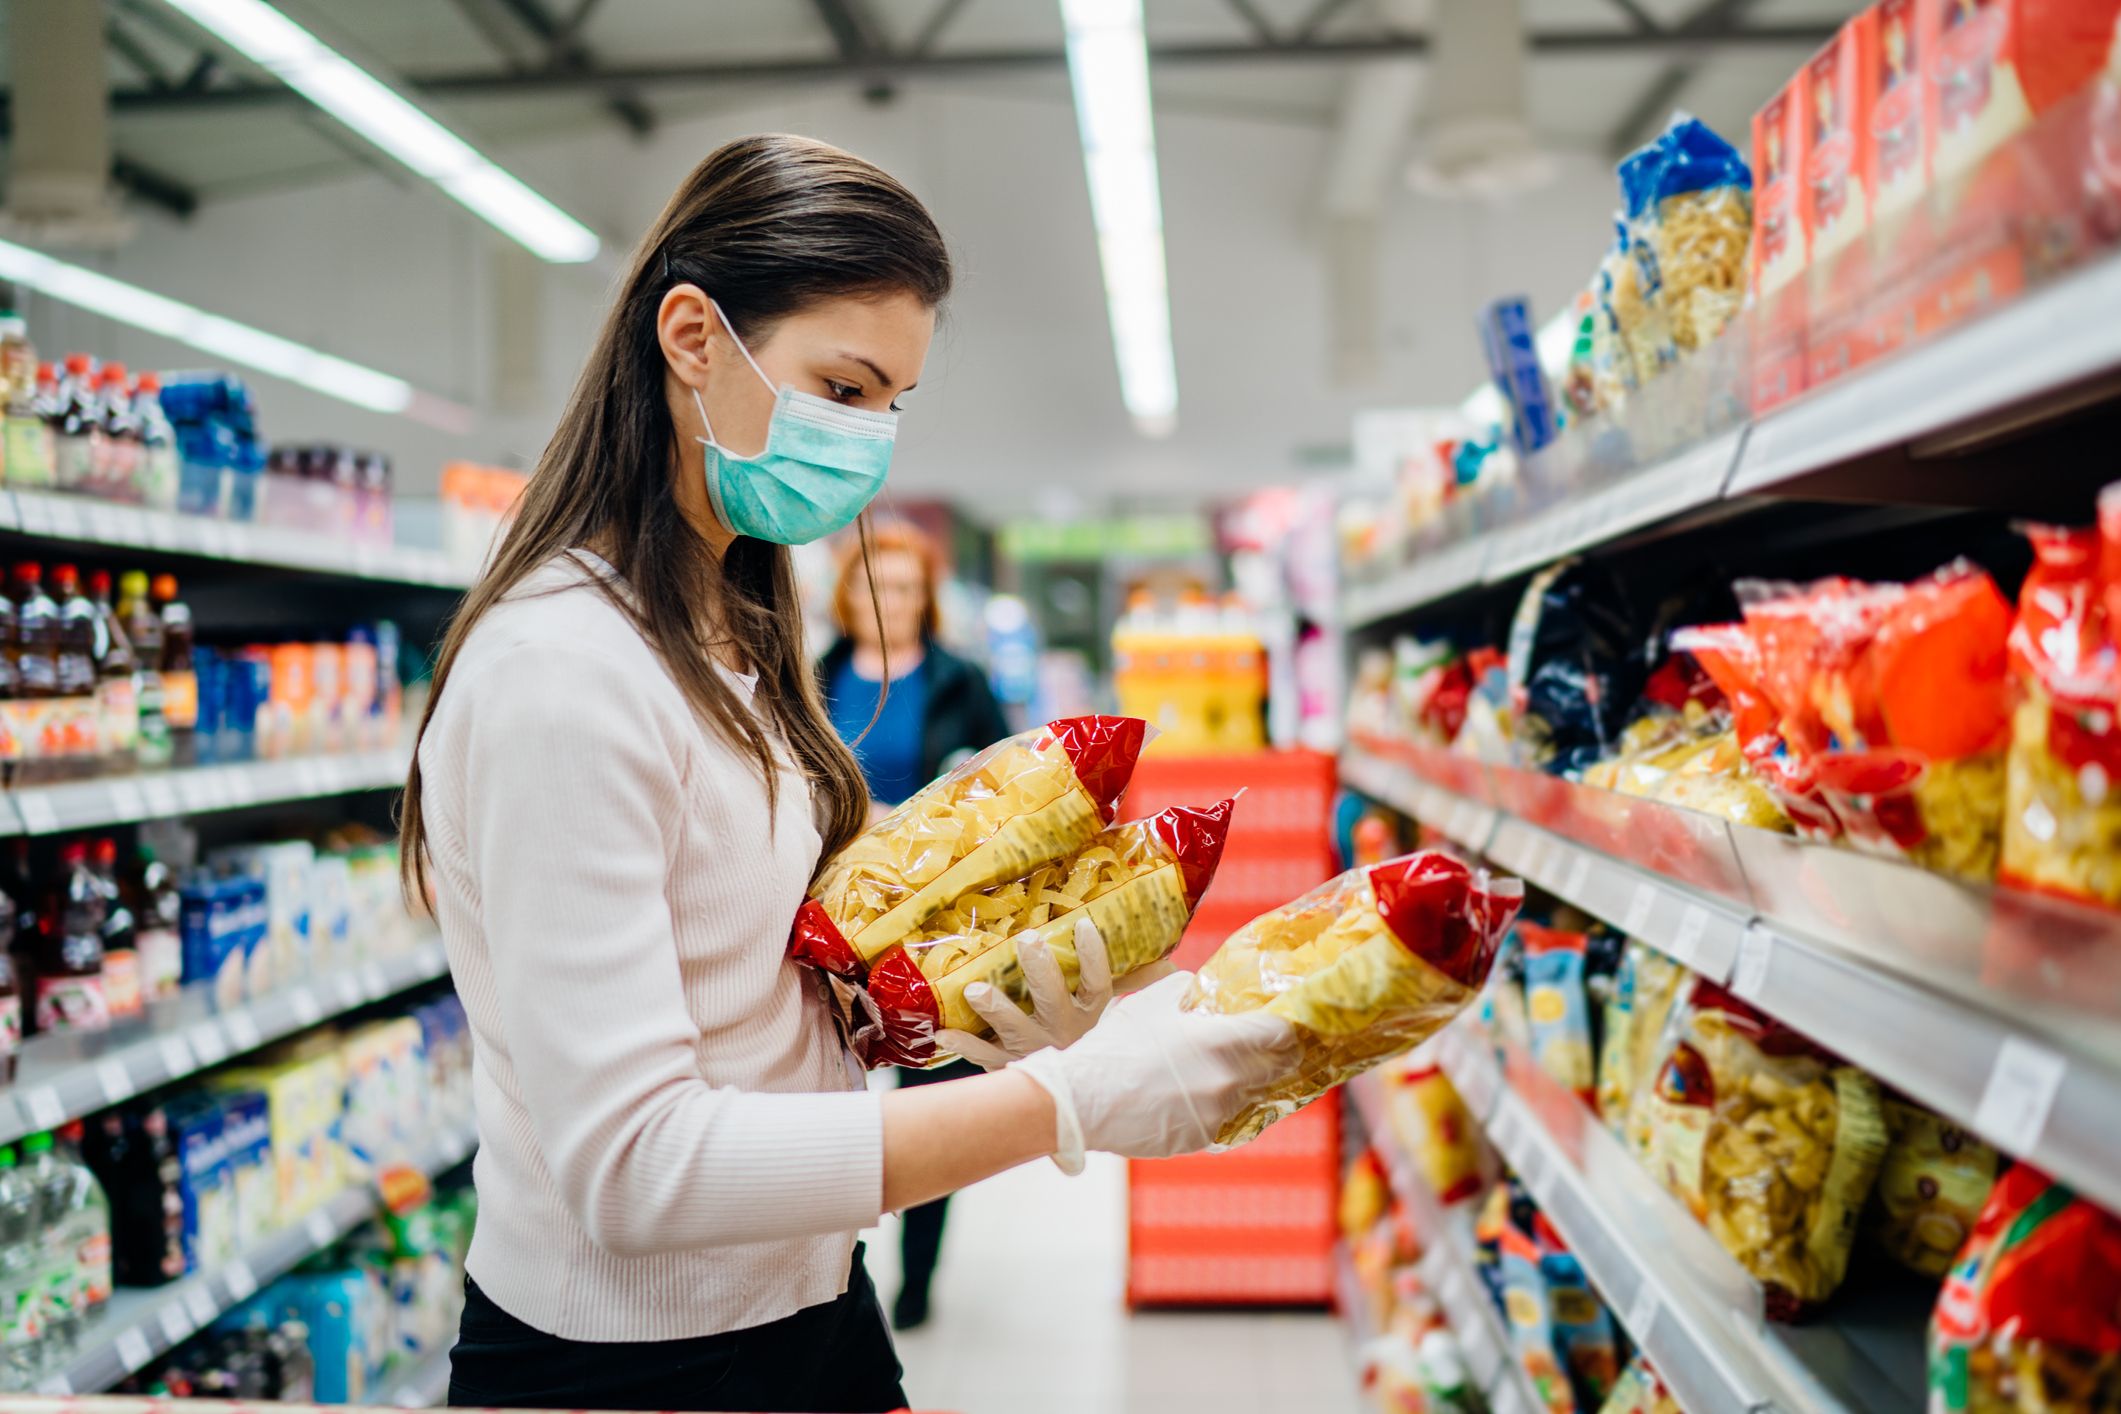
[
  {"left": 1804, "top": 29, "right": 1868, "bottom": 252},
  {"left": 1870, "top": 0, "right": 1928, "bottom": 202},
  {"left": 1753, "top": 82, "right": 1810, "bottom": 297}
]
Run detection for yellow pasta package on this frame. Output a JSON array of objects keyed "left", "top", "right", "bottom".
[
  {"left": 1868, "top": 1096, "right": 1999, "bottom": 1280},
  {"left": 818, "top": 799, "right": 1234, "bottom": 1068},
  {"left": 1642, "top": 982, "right": 1887, "bottom": 1320},
  {"left": 793, "top": 715, "right": 1148, "bottom": 967},
  {"left": 1184, "top": 851, "right": 1523, "bottom": 1146}
]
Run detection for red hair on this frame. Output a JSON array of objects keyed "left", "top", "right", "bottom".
[{"left": 833, "top": 522, "right": 941, "bottom": 640}]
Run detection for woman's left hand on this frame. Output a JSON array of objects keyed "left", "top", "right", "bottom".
[{"left": 934, "top": 918, "right": 1176, "bottom": 1070}]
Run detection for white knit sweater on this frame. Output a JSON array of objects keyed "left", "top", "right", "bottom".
[{"left": 418, "top": 551, "right": 883, "bottom": 1341}]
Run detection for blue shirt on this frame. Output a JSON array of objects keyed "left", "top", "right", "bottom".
[{"left": 828, "top": 658, "right": 928, "bottom": 805}]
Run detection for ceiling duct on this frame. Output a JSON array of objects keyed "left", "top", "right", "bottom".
[
  {"left": 2, "top": 0, "right": 134, "bottom": 246},
  {"left": 1406, "top": 0, "right": 1554, "bottom": 200}
]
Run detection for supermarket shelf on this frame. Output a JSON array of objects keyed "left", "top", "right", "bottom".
[
  {"left": 0, "top": 490, "right": 472, "bottom": 590},
  {"left": 1339, "top": 250, "right": 2121, "bottom": 630},
  {"left": 40, "top": 1120, "right": 478, "bottom": 1397},
  {"left": 1345, "top": 1073, "right": 1542, "bottom": 1414},
  {"left": 1430, "top": 1024, "right": 1926, "bottom": 1414},
  {"left": 385, "top": 1349, "right": 455, "bottom": 1408},
  {"left": 1340, "top": 741, "right": 2121, "bottom": 1218},
  {"left": 3, "top": 747, "right": 411, "bottom": 838},
  {"left": 0, "top": 934, "right": 450, "bottom": 1148}
]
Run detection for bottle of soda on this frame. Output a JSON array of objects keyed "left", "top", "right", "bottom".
[
  {"left": 80, "top": 1104, "right": 186, "bottom": 1288},
  {"left": 50, "top": 1126, "right": 108, "bottom": 1326},
  {"left": 35, "top": 843, "right": 107, "bottom": 1036},
  {"left": 116, "top": 572, "right": 168, "bottom": 772},
  {"left": 51, "top": 357, "right": 99, "bottom": 496},
  {"left": 86, "top": 572, "right": 136, "bottom": 776},
  {"left": 90, "top": 841, "right": 138, "bottom": 1024},
  {"left": 132, "top": 376, "right": 179, "bottom": 514},
  {"left": 12, "top": 566, "right": 57, "bottom": 786},
  {"left": 153, "top": 576, "right": 195, "bottom": 768},
  {"left": 50, "top": 567, "right": 101, "bottom": 779},
  {"left": 0, "top": 1146, "right": 43, "bottom": 1386},
  {"left": 94, "top": 366, "right": 140, "bottom": 504}
]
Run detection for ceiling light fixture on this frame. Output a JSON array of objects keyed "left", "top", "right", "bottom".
[
  {"left": 159, "top": 0, "right": 600, "bottom": 264},
  {"left": 0, "top": 235, "right": 435, "bottom": 416},
  {"left": 1060, "top": 0, "right": 1176, "bottom": 438}
]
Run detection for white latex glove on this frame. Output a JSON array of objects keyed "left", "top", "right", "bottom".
[
  {"left": 1012, "top": 971, "right": 1296, "bottom": 1174},
  {"left": 934, "top": 918, "right": 1177, "bottom": 1070}
]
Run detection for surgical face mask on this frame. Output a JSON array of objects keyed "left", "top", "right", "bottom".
[{"left": 692, "top": 300, "right": 896, "bottom": 545}]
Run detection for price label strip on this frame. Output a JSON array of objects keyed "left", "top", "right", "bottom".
[
  {"left": 224, "top": 1012, "right": 264, "bottom": 1053},
  {"left": 97, "top": 1058, "right": 135, "bottom": 1105},
  {"left": 158, "top": 1303, "right": 195, "bottom": 1347},
  {"left": 159, "top": 1035, "right": 195, "bottom": 1079},
  {"left": 184, "top": 1284, "right": 219, "bottom": 1327},
  {"left": 1621, "top": 882, "right": 1656, "bottom": 936},
  {"left": 22, "top": 1087, "right": 64, "bottom": 1131},
  {"left": 224, "top": 1259, "right": 257, "bottom": 1302},
  {"left": 114, "top": 1326, "right": 153, "bottom": 1374},
  {"left": 1974, "top": 1038, "right": 2068, "bottom": 1157},
  {"left": 1670, "top": 905, "right": 1708, "bottom": 968}
]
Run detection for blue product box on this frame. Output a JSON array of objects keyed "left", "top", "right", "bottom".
[
  {"left": 216, "top": 1088, "right": 274, "bottom": 1247},
  {"left": 1479, "top": 295, "right": 1559, "bottom": 456},
  {"left": 180, "top": 875, "right": 248, "bottom": 1007},
  {"left": 165, "top": 1095, "right": 233, "bottom": 1274}
]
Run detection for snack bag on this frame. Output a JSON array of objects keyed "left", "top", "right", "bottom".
[
  {"left": 1539, "top": 1221, "right": 1621, "bottom": 1409},
  {"left": 1186, "top": 851, "right": 1523, "bottom": 1146},
  {"left": 795, "top": 715, "right": 1148, "bottom": 968},
  {"left": 1521, "top": 922, "right": 1597, "bottom": 1106},
  {"left": 1499, "top": 1222, "right": 1578, "bottom": 1414},
  {"left": 1639, "top": 114, "right": 1754, "bottom": 353},
  {"left": 1384, "top": 1062, "right": 1484, "bottom": 1205},
  {"left": 1869, "top": 1095, "right": 1999, "bottom": 1280},
  {"left": 814, "top": 799, "right": 1232, "bottom": 1068},
  {"left": 1599, "top": 1356, "right": 1684, "bottom": 1414},
  {"left": 1642, "top": 982, "right": 1888, "bottom": 1319},
  {"left": 1929, "top": 1165, "right": 2121, "bottom": 1414},
  {"left": 2001, "top": 513, "right": 2121, "bottom": 908}
]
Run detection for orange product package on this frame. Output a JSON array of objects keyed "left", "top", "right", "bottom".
[
  {"left": 1185, "top": 851, "right": 1523, "bottom": 1145},
  {"left": 1754, "top": 75, "right": 1812, "bottom": 300},
  {"left": 2000, "top": 507, "right": 2121, "bottom": 908},
  {"left": 1383, "top": 1062, "right": 1484, "bottom": 1205},
  {"left": 808, "top": 798, "right": 1234, "bottom": 1069},
  {"left": 1805, "top": 17, "right": 1875, "bottom": 267},
  {"left": 1928, "top": 1164, "right": 2121, "bottom": 1412},
  {"left": 1925, "top": 0, "right": 2121, "bottom": 188},
  {"left": 1670, "top": 621, "right": 1842, "bottom": 839}
]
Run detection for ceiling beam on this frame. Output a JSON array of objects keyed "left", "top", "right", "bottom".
[
  {"left": 105, "top": 17, "right": 178, "bottom": 90},
  {"left": 111, "top": 154, "right": 197, "bottom": 218},
  {"left": 1296, "top": 0, "right": 1359, "bottom": 41},
  {"left": 810, "top": 0, "right": 883, "bottom": 60},
  {"left": 1600, "top": 0, "right": 1662, "bottom": 33},
  {"left": 1607, "top": 0, "right": 1766, "bottom": 155},
  {"left": 1223, "top": 0, "right": 1278, "bottom": 45},
  {"left": 909, "top": 0, "right": 973, "bottom": 56},
  {"left": 481, "top": 0, "right": 655, "bottom": 138}
]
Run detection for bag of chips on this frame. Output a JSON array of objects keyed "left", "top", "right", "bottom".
[
  {"left": 2002, "top": 510, "right": 2121, "bottom": 908},
  {"left": 795, "top": 715, "right": 1148, "bottom": 969},
  {"left": 1185, "top": 851, "right": 1523, "bottom": 1146},
  {"left": 1541, "top": 1224, "right": 1622, "bottom": 1410},
  {"left": 799, "top": 798, "right": 1233, "bottom": 1068},
  {"left": 1929, "top": 1165, "right": 2121, "bottom": 1413},
  {"left": 1499, "top": 1221, "right": 1579, "bottom": 1414},
  {"left": 1869, "top": 1095, "right": 2000, "bottom": 1280},
  {"left": 1521, "top": 921, "right": 1598, "bottom": 1106},
  {"left": 1642, "top": 982, "right": 1888, "bottom": 1320}
]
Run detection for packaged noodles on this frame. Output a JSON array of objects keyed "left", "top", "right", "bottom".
[
  {"left": 1928, "top": 1165, "right": 2121, "bottom": 1414},
  {"left": 795, "top": 715, "right": 1148, "bottom": 968},
  {"left": 795, "top": 800, "right": 1233, "bottom": 1068},
  {"left": 1185, "top": 851, "right": 1523, "bottom": 1145},
  {"left": 1642, "top": 982, "right": 1887, "bottom": 1319},
  {"left": 1869, "top": 1095, "right": 1999, "bottom": 1280},
  {"left": 1520, "top": 922, "right": 1596, "bottom": 1105},
  {"left": 1633, "top": 114, "right": 1753, "bottom": 354}
]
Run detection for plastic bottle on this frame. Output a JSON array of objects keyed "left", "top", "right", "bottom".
[
  {"left": 152, "top": 576, "right": 196, "bottom": 767},
  {"left": 80, "top": 1104, "right": 185, "bottom": 1288},
  {"left": 20, "top": 1128, "right": 106, "bottom": 1365},
  {"left": 11, "top": 566, "right": 57, "bottom": 786},
  {"left": 50, "top": 567, "right": 101, "bottom": 779},
  {"left": 94, "top": 365, "right": 139, "bottom": 504},
  {"left": 86, "top": 572, "right": 136, "bottom": 776},
  {"left": 0, "top": 321, "right": 49, "bottom": 492},
  {"left": 116, "top": 572, "right": 169, "bottom": 771},
  {"left": 90, "top": 841, "right": 139, "bottom": 1024},
  {"left": 51, "top": 357, "right": 99, "bottom": 496},
  {"left": 34, "top": 843, "right": 108, "bottom": 1036},
  {"left": 51, "top": 1126, "right": 108, "bottom": 1326},
  {"left": 131, "top": 375, "right": 179, "bottom": 514},
  {"left": 0, "top": 1147, "right": 43, "bottom": 1387}
]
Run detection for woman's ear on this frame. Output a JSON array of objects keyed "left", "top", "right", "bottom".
[{"left": 656, "top": 283, "right": 717, "bottom": 389}]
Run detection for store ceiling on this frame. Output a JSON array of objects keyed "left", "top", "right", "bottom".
[{"left": 4, "top": 0, "right": 1859, "bottom": 219}]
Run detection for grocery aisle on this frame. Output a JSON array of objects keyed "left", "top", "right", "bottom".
[{"left": 863, "top": 1156, "right": 1366, "bottom": 1414}]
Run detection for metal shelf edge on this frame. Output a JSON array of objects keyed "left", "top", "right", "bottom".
[{"left": 3, "top": 748, "right": 413, "bottom": 838}]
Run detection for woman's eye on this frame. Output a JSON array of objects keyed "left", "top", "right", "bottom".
[{"left": 825, "top": 379, "right": 860, "bottom": 401}]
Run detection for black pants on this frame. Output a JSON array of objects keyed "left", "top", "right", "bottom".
[
  {"left": 446, "top": 1244, "right": 906, "bottom": 1413},
  {"left": 894, "top": 1059, "right": 980, "bottom": 1302}
]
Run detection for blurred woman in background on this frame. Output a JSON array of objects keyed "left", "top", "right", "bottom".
[{"left": 817, "top": 522, "right": 1009, "bottom": 1330}]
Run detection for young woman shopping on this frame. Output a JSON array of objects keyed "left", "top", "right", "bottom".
[{"left": 401, "top": 135, "right": 1292, "bottom": 1414}]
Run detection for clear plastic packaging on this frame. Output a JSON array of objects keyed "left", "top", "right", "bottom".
[
  {"left": 1868, "top": 1095, "right": 1999, "bottom": 1280},
  {"left": 794, "top": 715, "right": 1148, "bottom": 968},
  {"left": 1184, "top": 851, "right": 1523, "bottom": 1146},
  {"left": 1636, "top": 114, "right": 1754, "bottom": 354}
]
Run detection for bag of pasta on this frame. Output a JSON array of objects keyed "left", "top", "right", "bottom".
[
  {"left": 1595, "top": 938, "right": 1688, "bottom": 1144},
  {"left": 1185, "top": 851, "right": 1524, "bottom": 1146},
  {"left": 1869, "top": 1095, "right": 1999, "bottom": 1280},
  {"left": 1641, "top": 981, "right": 1887, "bottom": 1320},
  {"left": 827, "top": 799, "right": 1234, "bottom": 1067},
  {"left": 2002, "top": 513, "right": 2121, "bottom": 909},
  {"left": 1633, "top": 113, "right": 1752, "bottom": 354},
  {"left": 1929, "top": 1164, "right": 2121, "bottom": 1414},
  {"left": 794, "top": 715, "right": 1148, "bottom": 970}
]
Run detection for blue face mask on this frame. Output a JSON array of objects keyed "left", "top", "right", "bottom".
[{"left": 692, "top": 301, "right": 896, "bottom": 545}]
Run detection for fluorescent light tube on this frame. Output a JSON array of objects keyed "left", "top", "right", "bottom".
[
  {"left": 0, "top": 235, "right": 417, "bottom": 414},
  {"left": 1061, "top": 0, "right": 1177, "bottom": 436},
  {"left": 160, "top": 0, "right": 599, "bottom": 263}
]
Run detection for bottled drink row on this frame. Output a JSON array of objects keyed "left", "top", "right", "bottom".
[
  {"left": 0, "top": 822, "right": 413, "bottom": 1063},
  {"left": 0, "top": 319, "right": 396, "bottom": 543},
  {"left": 0, "top": 989, "right": 470, "bottom": 1390},
  {"left": 0, "top": 561, "right": 405, "bottom": 784}
]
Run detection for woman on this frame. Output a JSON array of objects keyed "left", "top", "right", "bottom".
[
  {"left": 818, "top": 525, "right": 1006, "bottom": 1332},
  {"left": 402, "top": 135, "right": 1291, "bottom": 1414}
]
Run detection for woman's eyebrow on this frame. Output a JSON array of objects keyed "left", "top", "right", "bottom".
[{"left": 840, "top": 353, "right": 908, "bottom": 391}]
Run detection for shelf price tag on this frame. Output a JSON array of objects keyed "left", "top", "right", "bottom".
[
  {"left": 35, "top": 1374, "right": 72, "bottom": 1398},
  {"left": 1625, "top": 1283, "right": 1660, "bottom": 1340},
  {"left": 1670, "top": 906, "right": 1709, "bottom": 967},
  {"left": 142, "top": 777, "right": 181, "bottom": 820},
  {"left": 290, "top": 988, "right": 323, "bottom": 1026},
  {"left": 361, "top": 962, "right": 390, "bottom": 999},
  {"left": 1562, "top": 852, "right": 1594, "bottom": 901},
  {"left": 183, "top": 1285, "right": 219, "bottom": 1327},
  {"left": 115, "top": 1326, "right": 153, "bottom": 1373},
  {"left": 306, "top": 1210, "right": 338, "bottom": 1248},
  {"left": 1733, "top": 928, "right": 1774, "bottom": 1000},
  {"left": 107, "top": 780, "right": 146, "bottom": 822},
  {"left": 1975, "top": 1038, "right": 2068, "bottom": 1157},
  {"left": 44, "top": 499, "right": 82, "bottom": 540},
  {"left": 158, "top": 1304, "right": 195, "bottom": 1346},
  {"left": 333, "top": 973, "right": 364, "bottom": 1010},
  {"left": 190, "top": 1025, "right": 230, "bottom": 1067},
  {"left": 224, "top": 1259, "right": 257, "bottom": 1301},
  {"left": 22, "top": 1087, "right": 64, "bottom": 1131},
  {"left": 1622, "top": 883, "right": 1656, "bottom": 936},
  {"left": 16, "top": 794, "right": 59, "bottom": 836},
  {"left": 97, "top": 1058, "right": 135, "bottom": 1105},
  {"left": 224, "top": 1012, "right": 263, "bottom": 1053},
  {"left": 158, "top": 1035, "right": 195, "bottom": 1078}
]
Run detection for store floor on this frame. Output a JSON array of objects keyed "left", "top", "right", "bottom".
[{"left": 861, "top": 1154, "right": 1366, "bottom": 1414}]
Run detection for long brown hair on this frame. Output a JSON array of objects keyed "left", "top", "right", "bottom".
[{"left": 400, "top": 134, "right": 952, "bottom": 909}]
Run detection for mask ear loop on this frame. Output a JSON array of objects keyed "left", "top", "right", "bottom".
[{"left": 692, "top": 299, "right": 776, "bottom": 458}]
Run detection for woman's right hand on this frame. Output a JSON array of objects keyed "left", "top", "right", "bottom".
[{"left": 1010, "top": 971, "right": 1296, "bottom": 1174}]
